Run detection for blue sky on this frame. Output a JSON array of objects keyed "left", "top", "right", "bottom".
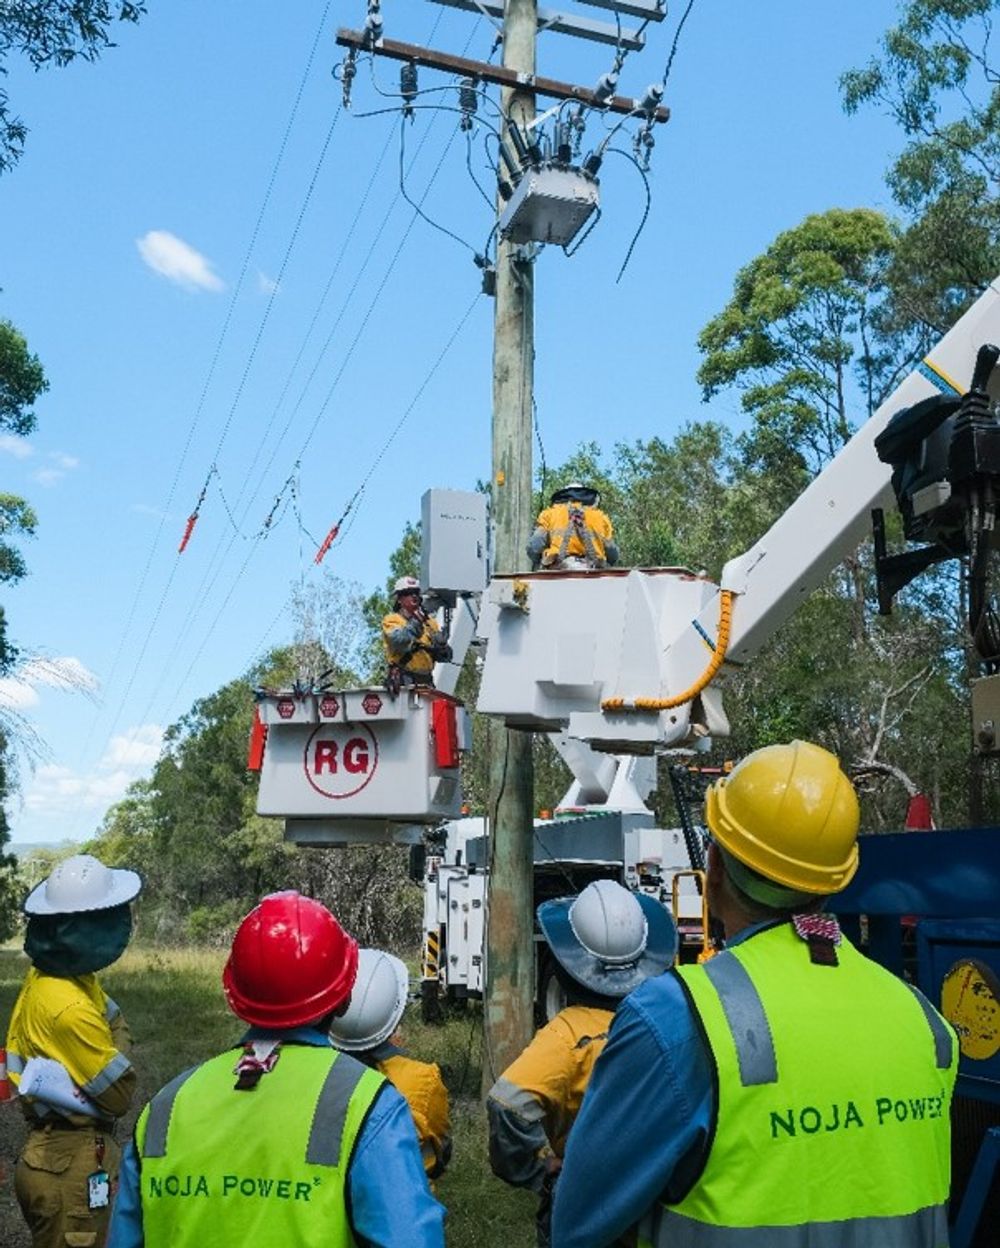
[{"left": 0, "top": 0, "right": 906, "bottom": 844}]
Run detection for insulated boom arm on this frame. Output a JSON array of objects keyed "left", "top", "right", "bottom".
[{"left": 687, "top": 279, "right": 1000, "bottom": 675}]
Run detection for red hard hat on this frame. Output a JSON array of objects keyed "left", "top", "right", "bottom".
[{"left": 223, "top": 892, "right": 358, "bottom": 1029}]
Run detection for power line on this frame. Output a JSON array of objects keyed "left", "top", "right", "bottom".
[
  {"left": 606, "top": 145, "right": 652, "bottom": 282},
  {"left": 83, "top": 105, "right": 345, "bottom": 790},
  {"left": 336, "top": 289, "right": 483, "bottom": 545},
  {"left": 147, "top": 114, "right": 457, "bottom": 716},
  {"left": 114, "top": 118, "right": 469, "bottom": 754},
  {"left": 661, "top": 0, "right": 698, "bottom": 87},
  {"left": 155, "top": 288, "right": 483, "bottom": 730},
  {"left": 190, "top": 16, "right": 485, "bottom": 551},
  {"left": 90, "top": 12, "right": 481, "bottom": 782},
  {"left": 78, "top": 1, "right": 335, "bottom": 761},
  {"left": 181, "top": 103, "right": 344, "bottom": 543}
]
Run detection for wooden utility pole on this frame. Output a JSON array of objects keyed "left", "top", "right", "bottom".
[
  {"left": 335, "top": 0, "right": 668, "bottom": 1088},
  {"left": 485, "top": 0, "right": 537, "bottom": 1085}
]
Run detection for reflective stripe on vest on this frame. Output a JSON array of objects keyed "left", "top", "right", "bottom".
[
  {"left": 640, "top": 1203, "right": 949, "bottom": 1248},
  {"left": 142, "top": 1066, "right": 200, "bottom": 1157},
  {"left": 903, "top": 981, "right": 955, "bottom": 1070},
  {"left": 307, "top": 1052, "right": 374, "bottom": 1166},
  {"left": 650, "top": 924, "right": 956, "bottom": 1247},
  {"left": 701, "top": 952, "right": 777, "bottom": 1086},
  {"left": 136, "top": 1045, "right": 385, "bottom": 1248},
  {"left": 540, "top": 504, "right": 609, "bottom": 565}
]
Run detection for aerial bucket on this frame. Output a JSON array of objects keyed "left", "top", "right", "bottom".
[{"left": 255, "top": 686, "right": 469, "bottom": 847}]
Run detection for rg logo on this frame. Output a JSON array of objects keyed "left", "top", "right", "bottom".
[{"left": 303, "top": 724, "right": 378, "bottom": 799}]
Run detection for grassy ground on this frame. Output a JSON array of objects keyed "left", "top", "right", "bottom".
[{"left": 0, "top": 945, "right": 536, "bottom": 1247}]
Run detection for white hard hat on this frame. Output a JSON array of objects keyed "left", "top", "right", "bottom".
[
  {"left": 24, "top": 854, "right": 142, "bottom": 917},
  {"left": 327, "top": 948, "right": 409, "bottom": 1052},
  {"left": 537, "top": 879, "right": 677, "bottom": 999},
  {"left": 393, "top": 576, "right": 421, "bottom": 597},
  {"left": 569, "top": 879, "right": 647, "bottom": 964}
]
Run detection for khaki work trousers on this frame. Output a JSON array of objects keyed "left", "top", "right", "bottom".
[{"left": 15, "top": 1124, "right": 121, "bottom": 1248}]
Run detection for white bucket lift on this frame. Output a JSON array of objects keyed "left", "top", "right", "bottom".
[
  {"left": 474, "top": 282, "right": 1000, "bottom": 756},
  {"left": 254, "top": 687, "right": 470, "bottom": 846},
  {"left": 475, "top": 567, "right": 731, "bottom": 753}
]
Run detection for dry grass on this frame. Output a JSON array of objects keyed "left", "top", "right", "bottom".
[{"left": 0, "top": 945, "right": 537, "bottom": 1247}]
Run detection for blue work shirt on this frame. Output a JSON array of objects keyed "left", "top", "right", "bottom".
[
  {"left": 107, "top": 1026, "right": 445, "bottom": 1248},
  {"left": 550, "top": 926, "right": 767, "bottom": 1248}
]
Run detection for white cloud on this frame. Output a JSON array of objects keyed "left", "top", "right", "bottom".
[
  {"left": 102, "top": 724, "right": 163, "bottom": 769},
  {"left": 0, "top": 656, "right": 97, "bottom": 710},
  {"left": 32, "top": 452, "right": 80, "bottom": 488},
  {"left": 130, "top": 502, "right": 174, "bottom": 521},
  {"left": 257, "top": 270, "right": 279, "bottom": 295},
  {"left": 0, "top": 678, "right": 38, "bottom": 710},
  {"left": 0, "top": 434, "right": 32, "bottom": 459},
  {"left": 137, "top": 230, "right": 225, "bottom": 292},
  {"left": 20, "top": 722, "right": 164, "bottom": 821},
  {"left": 23, "top": 763, "right": 133, "bottom": 817}
]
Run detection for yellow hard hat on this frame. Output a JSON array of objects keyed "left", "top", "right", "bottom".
[{"left": 705, "top": 740, "right": 860, "bottom": 896}]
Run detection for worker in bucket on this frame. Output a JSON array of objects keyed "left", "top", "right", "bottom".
[
  {"left": 6, "top": 853, "right": 142, "bottom": 1248},
  {"left": 382, "top": 575, "right": 452, "bottom": 695},
  {"left": 527, "top": 482, "right": 619, "bottom": 571},
  {"left": 551, "top": 741, "right": 958, "bottom": 1248},
  {"left": 107, "top": 891, "right": 445, "bottom": 1248},
  {"left": 328, "top": 947, "right": 452, "bottom": 1182},
  {"left": 487, "top": 879, "right": 676, "bottom": 1247}
]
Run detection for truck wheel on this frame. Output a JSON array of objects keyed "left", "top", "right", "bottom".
[
  {"left": 537, "top": 954, "right": 568, "bottom": 1026},
  {"left": 420, "top": 979, "right": 443, "bottom": 1025}
]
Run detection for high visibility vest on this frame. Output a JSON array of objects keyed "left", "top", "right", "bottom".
[
  {"left": 136, "top": 1044, "right": 385, "bottom": 1248},
  {"left": 536, "top": 504, "right": 613, "bottom": 566},
  {"left": 640, "top": 923, "right": 957, "bottom": 1248}
]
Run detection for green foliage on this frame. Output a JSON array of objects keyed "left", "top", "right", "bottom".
[
  {"left": 0, "top": 320, "right": 45, "bottom": 588},
  {"left": 694, "top": 205, "right": 991, "bottom": 825},
  {"left": 0, "top": 320, "right": 47, "bottom": 436},
  {"left": 697, "top": 209, "right": 902, "bottom": 476},
  {"left": 285, "top": 573, "right": 369, "bottom": 687},
  {"left": 0, "top": 494, "right": 36, "bottom": 584},
  {"left": 141, "top": 676, "right": 290, "bottom": 938},
  {"left": 842, "top": 1, "right": 1000, "bottom": 329},
  {"left": 0, "top": 320, "right": 48, "bottom": 925},
  {"left": 89, "top": 629, "right": 425, "bottom": 949},
  {"left": 0, "top": 1, "right": 147, "bottom": 172}
]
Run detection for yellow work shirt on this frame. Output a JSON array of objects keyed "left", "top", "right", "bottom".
[
  {"left": 6, "top": 966, "right": 134, "bottom": 1123},
  {"left": 487, "top": 1004, "right": 613, "bottom": 1190},
  {"left": 534, "top": 504, "right": 614, "bottom": 566},
  {"left": 381, "top": 611, "right": 443, "bottom": 676},
  {"left": 378, "top": 1051, "right": 452, "bottom": 1179}
]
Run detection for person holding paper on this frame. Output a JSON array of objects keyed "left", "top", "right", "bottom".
[{"left": 6, "top": 854, "right": 142, "bottom": 1248}]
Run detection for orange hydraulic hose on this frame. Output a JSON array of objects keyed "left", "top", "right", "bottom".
[{"left": 601, "top": 589, "right": 734, "bottom": 712}]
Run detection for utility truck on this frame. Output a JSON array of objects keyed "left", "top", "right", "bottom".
[{"left": 417, "top": 749, "right": 717, "bottom": 1023}]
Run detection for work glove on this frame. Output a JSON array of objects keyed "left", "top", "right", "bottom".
[{"left": 431, "top": 639, "right": 453, "bottom": 663}]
